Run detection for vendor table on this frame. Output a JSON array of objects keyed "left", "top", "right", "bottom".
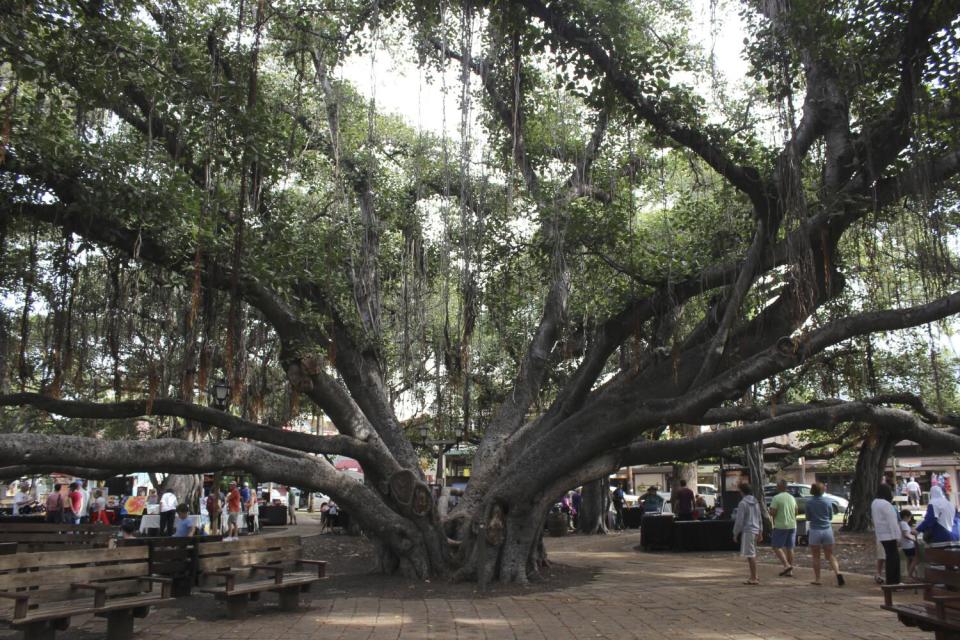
[
  {"left": 258, "top": 505, "right": 288, "bottom": 527},
  {"left": 640, "top": 514, "right": 675, "bottom": 550},
  {"left": 672, "top": 519, "right": 739, "bottom": 551}
]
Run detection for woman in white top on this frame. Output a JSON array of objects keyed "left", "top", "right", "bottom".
[{"left": 871, "top": 483, "right": 902, "bottom": 585}]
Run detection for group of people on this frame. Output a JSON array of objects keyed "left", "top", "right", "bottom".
[
  {"left": 202, "top": 481, "right": 259, "bottom": 539},
  {"left": 872, "top": 482, "right": 959, "bottom": 584},
  {"left": 733, "top": 480, "right": 845, "bottom": 586},
  {"left": 41, "top": 480, "right": 110, "bottom": 525},
  {"left": 897, "top": 474, "right": 952, "bottom": 506},
  {"left": 732, "top": 477, "right": 960, "bottom": 586}
]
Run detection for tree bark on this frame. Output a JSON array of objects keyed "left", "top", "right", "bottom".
[
  {"left": 844, "top": 431, "right": 895, "bottom": 532},
  {"left": 577, "top": 478, "right": 609, "bottom": 534}
]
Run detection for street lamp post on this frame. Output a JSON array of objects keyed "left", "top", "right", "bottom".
[
  {"left": 417, "top": 424, "right": 458, "bottom": 487},
  {"left": 210, "top": 379, "right": 231, "bottom": 411}
]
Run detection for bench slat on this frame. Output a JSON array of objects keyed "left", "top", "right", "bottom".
[
  {"left": 0, "top": 562, "right": 150, "bottom": 590},
  {"left": 198, "top": 547, "right": 301, "bottom": 572},
  {"left": 0, "top": 546, "right": 146, "bottom": 571}
]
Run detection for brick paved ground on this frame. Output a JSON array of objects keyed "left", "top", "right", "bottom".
[{"left": 1, "top": 530, "right": 926, "bottom": 639}]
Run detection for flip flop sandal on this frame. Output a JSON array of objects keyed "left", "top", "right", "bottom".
[
  {"left": 743, "top": 580, "right": 760, "bottom": 585},
  {"left": 874, "top": 575, "right": 884, "bottom": 584},
  {"left": 778, "top": 566, "right": 794, "bottom": 577},
  {"left": 810, "top": 581, "right": 822, "bottom": 586}
]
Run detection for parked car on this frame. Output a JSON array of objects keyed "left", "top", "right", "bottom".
[
  {"left": 697, "top": 484, "right": 718, "bottom": 508},
  {"left": 763, "top": 483, "right": 849, "bottom": 515}
]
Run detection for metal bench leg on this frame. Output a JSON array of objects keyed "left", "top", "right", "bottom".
[
  {"left": 225, "top": 594, "right": 248, "bottom": 619},
  {"left": 278, "top": 587, "right": 300, "bottom": 612},
  {"left": 105, "top": 610, "right": 135, "bottom": 640},
  {"left": 20, "top": 621, "right": 55, "bottom": 640}
]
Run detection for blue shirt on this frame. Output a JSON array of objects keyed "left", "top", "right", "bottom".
[
  {"left": 804, "top": 495, "right": 833, "bottom": 530},
  {"left": 173, "top": 516, "right": 195, "bottom": 537},
  {"left": 240, "top": 487, "right": 250, "bottom": 504}
]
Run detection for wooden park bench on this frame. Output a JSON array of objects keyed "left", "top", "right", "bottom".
[
  {"left": 0, "top": 522, "right": 117, "bottom": 551},
  {"left": 883, "top": 544, "right": 960, "bottom": 639},
  {"left": 196, "top": 536, "right": 326, "bottom": 618},
  {"left": 118, "top": 535, "right": 222, "bottom": 597},
  {"left": 0, "top": 546, "right": 171, "bottom": 640}
]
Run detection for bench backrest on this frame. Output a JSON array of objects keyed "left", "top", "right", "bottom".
[
  {"left": 118, "top": 536, "right": 223, "bottom": 579},
  {"left": 0, "top": 523, "right": 118, "bottom": 551},
  {"left": 196, "top": 536, "right": 303, "bottom": 574},
  {"left": 0, "top": 546, "right": 151, "bottom": 616}
]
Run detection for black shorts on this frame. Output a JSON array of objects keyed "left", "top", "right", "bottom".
[{"left": 903, "top": 548, "right": 916, "bottom": 558}]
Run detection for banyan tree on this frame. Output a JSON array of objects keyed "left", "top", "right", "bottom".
[{"left": 1, "top": 0, "right": 960, "bottom": 582}]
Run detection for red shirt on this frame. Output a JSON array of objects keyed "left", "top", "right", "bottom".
[
  {"left": 227, "top": 488, "right": 241, "bottom": 513},
  {"left": 69, "top": 491, "right": 82, "bottom": 514}
]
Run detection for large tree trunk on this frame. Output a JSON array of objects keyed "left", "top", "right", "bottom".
[
  {"left": 844, "top": 431, "right": 895, "bottom": 532},
  {"left": 577, "top": 478, "right": 609, "bottom": 534}
]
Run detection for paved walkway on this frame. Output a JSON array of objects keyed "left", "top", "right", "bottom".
[{"left": 2, "top": 531, "right": 924, "bottom": 639}]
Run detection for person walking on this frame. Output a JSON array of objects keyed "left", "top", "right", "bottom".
[
  {"left": 67, "top": 482, "right": 83, "bottom": 525},
  {"left": 769, "top": 479, "right": 798, "bottom": 577},
  {"left": 612, "top": 484, "right": 626, "bottom": 530},
  {"left": 91, "top": 490, "right": 110, "bottom": 525},
  {"left": 226, "top": 481, "right": 242, "bottom": 540},
  {"left": 671, "top": 480, "right": 696, "bottom": 521},
  {"left": 77, "top": 480, "right": 90, "bottom": 524},
  {"left": 159, "top": 488, "right": 178, "bottom": 536},
  {"left": 246, "top": 488, "right": 260, "bottom": 534},
  {"left": 732, "top": 482, "right": 763, "bottom": 585},
  {"left": 571, "top": 489, "right": 582, "bottom": 529},
  {"left": 905, "top": 477, "right": 921, "bottom": 507},
  {"left": 872, "top": 483, "right": 902, "bottom": 585},
  {"left": 206, "top": 488, "right": 222, "bottom": 534},
  {"left": 806, "top": 482, "right": 844, "bottom": 586},
  {"left": 44, "top": 483, "right": 65, "bottom": 523},
  {"left": 916, "top": 485, "right": 960, "bottom": 543},
  {"left": 287, "top": 487, "right": 298, "bottom": 525}
]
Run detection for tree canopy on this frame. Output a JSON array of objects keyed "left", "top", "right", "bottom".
[{"left": 1, "top": 0, "right": 959, "bottom": 582}]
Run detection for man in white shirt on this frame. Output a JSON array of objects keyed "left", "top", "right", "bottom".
[
  {"left": 77, "top": 480, "right": 91, "bottom": 523},
  {"left": 906, "top": 477, "right": 921, "bottom": 507},
  {"left": 12, "top": 483, "right": 32, "bottom": 515},
  {"left": 159, "top": 489, "right": 178, "bottom": 536}
]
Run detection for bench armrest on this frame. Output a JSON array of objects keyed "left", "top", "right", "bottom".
[
  {"left": 251, "top": 565, "right": 284, "bottom": 584},
  {"left": 204, "top": 570, "right": 237, "bottom": 592},
  {"left": 929, "top": 594, "right": 960, "bottom": 619},
  {"left": 70, "top": 583, "right": 107, "bottom": 608},
  {"left": 881, "top": 583, "right": 931, "bottom": 607},
  {"left": 298, "top": 559, "right": 327, "bottom": 578},
  {"left": 138, "top": 576, "right": 173, "bottom": 598},
  {"left": 0, "top": 592, "right": 30, "bottom": 620}
]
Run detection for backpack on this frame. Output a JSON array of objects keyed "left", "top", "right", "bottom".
[{"left": 206, "top": 493, "right": 220, "bottom": 513}]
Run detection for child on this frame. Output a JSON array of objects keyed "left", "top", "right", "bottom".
[
  {"left": 732, "top": 482, "right": 763, "bottom": 585},
  {"left": 899, "top": 509, "right": 919, "bottom": 580},
  {"left": 172, "top": 503, "right": 197, "bottom": 537}
]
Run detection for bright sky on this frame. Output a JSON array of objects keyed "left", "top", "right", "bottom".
[{"left": 339, "top": 1, "right": 752, "bottom": 138}]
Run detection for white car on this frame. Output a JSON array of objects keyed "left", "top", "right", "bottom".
[{"left": 697, "top": 484, "right": 718, "bottom": 508}]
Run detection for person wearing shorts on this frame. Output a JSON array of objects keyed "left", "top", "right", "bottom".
[
  {"left": 769, "top": 479, "right": 798, "bottom": 577},
  {"left": 805, "top": 482, "right": 844, "bottom": 586},
  {"left": 732, "top": 483, "right": 763, "bottom": 585}
]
